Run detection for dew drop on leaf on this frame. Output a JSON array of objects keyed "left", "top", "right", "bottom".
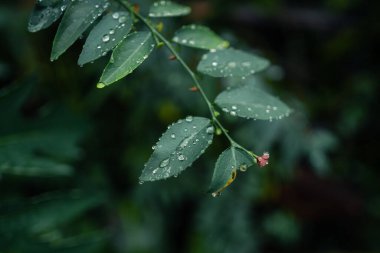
[
  {"left": 206, "top": 126, "right": 214, "bottom": 134},
  {"left": 185, "top": 116, "right": 193, "bottom": 122},
  {"left": 102, "top": 34, "right": 110, "bottom": 42},
  {"left": 112, "top": 12, "right": 119, "bottom": 19},
  {"left": 159, "top": 158, "right": 170, "bottom": 168}
]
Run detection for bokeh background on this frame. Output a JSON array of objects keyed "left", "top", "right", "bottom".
[{"left": 1, "top": 0, "right": 379, "bottom": 252}]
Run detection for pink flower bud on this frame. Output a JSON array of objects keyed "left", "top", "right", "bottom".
[{"left": 256, "top": 152, "right": 270, "bottom": 167}]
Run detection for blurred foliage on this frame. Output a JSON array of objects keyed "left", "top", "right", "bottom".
[{"left": 1, "top": 0, "right": 380, "bottom": 253}]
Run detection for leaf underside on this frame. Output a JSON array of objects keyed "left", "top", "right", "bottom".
[
  {"left": 208, "top": 147, "right": 253, "bottom": 193},
  {"left": 28, "top": 0, "right": 69, "bottom": 32},
  {"left": 140, "top": 116, "right": 214, "bottom": 181},
  {"left": 215, "top": 85, "right": 292, "bottom": 121},
  {"left": 197, "top": 48, "right": 270, "bottom": 78}
]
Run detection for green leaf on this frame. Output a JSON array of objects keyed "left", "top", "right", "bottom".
[
  {"left": 98, "top": 31, "right": 155, "bottom": 87},
  {"left": 172, "top": 25, "right": 229, "bottom": 50},
  {"left": 140, "top": 116, "right": 214, "bottom": 181},
  {"left": 215, "top": 85, "right": 292, "bottom": 121},
  {"left": 0, "top": 190, "right": 104, "bottom": 234},
  {"left": 0, "top": 128, "right": 82, "bottom": 177},
  {"left": 78, "top": 11, "right": 133, "bottom": 66},
  {"left": 0, "top": 83, "right": 85, "bottom": 177},
  {"left": 11, "top": 233, "right": 106, "bottom": 253},
  {"left": 208, "top": 147, "right": 253, "bottom": 194},
  {"left": 50, "top": 0, "right": 109, "bottom": 61},
  {"left": 28, "top": 0, "right": 68, "bottom": 32},
  {"left": 149, "top": 1, "right": 191, "bottom": 18},
  {"left": 197, "top": 48, "right": 270, "bottom": 77}
]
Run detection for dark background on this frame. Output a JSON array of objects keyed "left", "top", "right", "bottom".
[{"left": 0, "top": 0, "right": 379, "bottom": 252}]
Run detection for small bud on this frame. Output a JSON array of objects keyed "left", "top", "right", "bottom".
[
  {"left": 132, "top": 4, "right": 140, "bottom": 13},
  {"left": 216, "top": 128, "right": 222, "bottom": 135},
  {"left": 256, "top": 152, "right": 270, "bottom": 167},
  {"left": 157, "top": 42, "right": 164, "bottom": 48},
  {"left": 168, "top": 54, "right": 177, "bottom": 61},
  {"left": 213, "top": 110, "right": 220, "bottom": 117},
  {"left": 189, "top": 86, "right": 199, "bottom": 92},
  {"left": 156, "top": 21, "right": 164, "bottom": 32}
]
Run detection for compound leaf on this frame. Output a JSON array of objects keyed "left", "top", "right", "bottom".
[
  {"left": 140, "top": 116, "right": 214, "bottom": 181},
  {"left": 149, "top": 1, "right": 191, "bottom": 18},
  {"left": 98, "top": 31, "right": 155, "bottom": 87},
  {"left": 208, "top": 147, "right": 253, "bottom": 194},
  {"left": 51, "top": 0, "right": 109, "bottom": 61},
  {"left": 197, "top": 48, "right": 270, "bottom": 77},
  {"left": 78, "top": 11, "right": 133, "bottom": 65},
  {"left": 215, "top": 85, "right": 292, "bottom": 121},
  {"left": 172, "top": 25, "right": 229, "bottom": 50}
]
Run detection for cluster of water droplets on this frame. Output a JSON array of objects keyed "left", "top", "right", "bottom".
[
  {"left": 140, "top": 117, "right": 214, "bottom": 182},
  {"left": 173, "top": 25, "right": 227, "bottom": 50},
  {"left": 199, "top": 50, "right": 258, "bottom": 78},
  {"left": 28, "top": 0, "right": 70, "bottom": 32},
  {"left": 93, "top": 12, "right": 130, "bottom": 60},
  {"left": 220, "top": 103, "right": 290, "bottom": 121},
  {"left": 83, "top": 0, "right": 109, "bottom": 26},
  {"left": 149, "top": 1, "right": 190, "bottom": 17},
  {"left": 172, "top": 36, "right": 195, "bottom": 47}
]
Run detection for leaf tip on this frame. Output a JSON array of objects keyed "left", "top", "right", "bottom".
[{"left": 96, "top": 83, "right": 106, "bottom": 89}]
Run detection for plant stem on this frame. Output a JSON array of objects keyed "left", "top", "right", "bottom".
[{"left": 118, "top": 0, "right": 257, "bottom": 158}]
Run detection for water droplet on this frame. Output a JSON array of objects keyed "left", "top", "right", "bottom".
[
  {"left": 178, "top": 154, "right": 185, "bottom": 161},
  {"left": 102, "top": 34, "right": 110, "bottom": 42},
  {"left": 212, "top": 62, "right": 218, "bottom": 66},
  {"left": 228, "top": 62, "right": 236, "bottom": 68},
  {"left": 266, "top": 109, "right": 270, "bottom": 113},
  {"left": 230, "top": 111, "right": 237, "bottom": 116},
  {"left": 153, "top": 168, "right": 159, "bottom": 174},
  {"left": 273, "top": 106, "right": 278, "bottom": 111},
  {"left": 112, "top": 12, "right": 120, "bottom": 19},
  {"left": 152, "top": 145, "right": 156, "bottom": 150},
  {"left": 179, "top": 137, "right": 191, "bottom": 149},
  {"left": 185, "top": 116, "right": 193, "bottom": 122},
  {"left": 212, "top": 192, "right": 221, "bottom": 197},
  {"left": 231, "top": 105, "right": 237, "bottom": 110},
  {"left": 139, "top": 181, "right": 144, "bottom": 185},
  {"left": 109, "top": 29, "right": 115, "bottom": 35},
  {"left": 171, "top": 134, "right": 176, "bottom": 139},
  {"left": 60, "top": 5, "right": 66, "bottom": 11},
  {"left": 160, "top": 158, "right": 170, "bottom": 168},
  {"left": 242, "top": 61, "right": 251, "bottom": 67},
  {"left": 206, "top": 126, "right": 214, "bottom": 134}
]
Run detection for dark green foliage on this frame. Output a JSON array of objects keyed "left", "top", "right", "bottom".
[{"left": 1, "top": 0, "right": 379, "bottom": 252}]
